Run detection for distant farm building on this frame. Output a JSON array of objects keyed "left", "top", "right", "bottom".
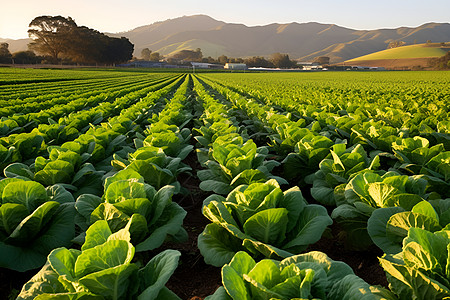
[
  {"left": 297, "top": 61, "right": 322, "bottom": 70},
  {"left": 224, "top": 63, "right": 247, "bottom": 70},
  {"left": 347, "top": 66, "right": 386, "bottom": 71},
  {"left": 191, "top": 62, "right": 223, "bottom": 69}
]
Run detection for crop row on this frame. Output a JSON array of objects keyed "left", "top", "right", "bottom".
[{"left": 0, "top": 75, "right": 182, "bottom": 171}]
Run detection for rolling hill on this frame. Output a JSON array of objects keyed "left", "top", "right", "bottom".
[
  {"left": 347, "top": 43, "right": 450, "bottom": 61},
  {"left": 344, "top": 43, "right": 450, "bottom": 69},
  {"left": 2, "top": 15, "right": 450, "bottom": 63},
  {"left": 110, "top": 16, "right": 450, "bottom": 62},
  {"left": 0, "top": 38, "right": 31, "bottom": 53}
]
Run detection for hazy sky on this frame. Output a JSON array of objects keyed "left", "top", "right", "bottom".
[{"left": 1, "top": 0, "right": 449, "bottom": 39}]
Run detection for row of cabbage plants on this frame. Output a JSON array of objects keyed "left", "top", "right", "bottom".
[
  {"left": 0, "top": 76, "right": 137, "bottom": 99},
  {"left": 0, "top": 74, "right": 162, "bottom": 113},
  {"left": 14, "top": 75, "right": 197, "bottom": 299},
  {"left": 0, "top": 74, "right": 176, "bottom": 135},
  {"left": 0, "top": 68, "right": 131, "bottom": 85},
  {"left": 0, "top": 75, "right": 182, "bottom": 172}
]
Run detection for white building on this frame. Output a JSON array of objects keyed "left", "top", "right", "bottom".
[
  {"left": 224, "top": 63, "right": 247, "bottom": 70},
  {"left": 191, "top": 62, "right": 223, "bottom": 69}
]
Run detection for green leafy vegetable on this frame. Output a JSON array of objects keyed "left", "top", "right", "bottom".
[
  {"left": 198, "top": 179, "right": 332, "bottom": 267},
  {"left": 206, "top": 251, "right": 395, "bottom": 300},
  {"left": 17, "top": 220, "right": 181, "bottom": 300},
  {"left": 379, "top": 227, "right": 450, "bottom": 300},
  {"left": 0, "top": 179, "right": 75, "bottom": 271}
]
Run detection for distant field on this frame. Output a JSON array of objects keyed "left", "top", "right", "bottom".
[{"left": 347, "top": 43, "right": 449, "bottom": 62}]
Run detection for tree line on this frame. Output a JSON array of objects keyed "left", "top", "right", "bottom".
[
  {"left": 138, "top": 47, "right": 303, "bottom": 68},
  {"left": 0, "top": 16, "right": 133, "bottom": 65},
  {"left": 27, "top": 16, "right": 133, "bottom": 64},
  {"left": 0, "top": 43, "right": 42, "bottom": 64}
]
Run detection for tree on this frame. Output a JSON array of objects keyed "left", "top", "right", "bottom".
[
  {"left": 270, "top": 53, "right": 293, "bottom": 68},
  {"left": 218, "top": 55, "right": 228, "bottom": 64},
  {"left": 64, "top": 25, "right": 102, "bottom": 64},
  {"left": 244, "top": 56, "right": 274, "bottom": 68},
  {"left": 0, "top": 43, "right": 12, "bottom": 63},
  {"left": 202, "top": 56, "right": 217, "bottom": 63},
  {"left": 229, "top": 57, "right": 244, "bottom": 63},
  {"left": 141, "top": 48, "right": 151, "bottom": 60},
  {"left": 12, "top": 51, "right": 41, "bottom": 64},
  {"left": 28, "top": 15, "right": 77, "bottom": 62},
  {"left": 430, "top": 51, "right": 450, "bottom": 70},
  {"left": 149, "top": 52, "right": 161, "bottom": 61},
  {"left": 387, "top": 41, "right": 406, "bottom": 49},
  {"left": 171, "top": 48, "right": 202, "bottom": 62}
]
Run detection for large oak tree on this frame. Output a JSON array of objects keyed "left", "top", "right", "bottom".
[{"left": 28, "top": 16, "right": 77, "bottom": 62}]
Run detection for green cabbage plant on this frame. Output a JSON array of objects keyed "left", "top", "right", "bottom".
[
  {"left": 198, "top": 139, "right": 286, "bottom": 195},
  {"left": 17, "top": 220, "right": 182, "bottom": 300},
  {"left": 0, "top": 118, "right": 21, "bottom": 136},
  {"left": 350, "top": 120, "right": 398, "bottom": 152},
  {"left": 0, "top": 179, "right": 75, "bottom": 271},
  {"left": 309, "top": 143, "right": 380, "bottom": 206},
  {"left": 206, "top": 251, "right": 396, "bottom": 300},
  {"left": 268, "top": 121, "right": 311, "bottom": 156},
  {"left": 282, "top": 134, "right": 335, "bottom": 185},
  {"left": 111, "top": 146, "right": 191, "bottom": 191},
  {"left": 368, "top": 199, "right": 450, "bottom": 254},
  {"left": 75, "top": 169, "right": 187, "bottom": 252},
  {"left": 0, "top": 132, "right": 44, "bottom": 164},
  {"left": 331, "top": 170, "right": 428, "bottom": 250},
  {"left": 198, "top": 179, "right": 332, "bottom": 267},
  {"left": 135, "top": 124, "right": 193, "bottom": 160},
  {"left": 379, "top": 227, "right": 450, "bottom": 300},
  {"left": 4, "top": 146, "right": 105, "bottom": 197},
  {"left": 194, "top": 121, "right": 241, "bottom": 149},
  {"left": 392, "top": 137, "right": 450, "bottom": 197},
  {"left": 32, "top": 123, "right": 79, "bottom": 146}
]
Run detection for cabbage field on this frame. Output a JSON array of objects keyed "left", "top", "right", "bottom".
[{"left": 0, "top": 68, "right": 449, "bottom": 299}]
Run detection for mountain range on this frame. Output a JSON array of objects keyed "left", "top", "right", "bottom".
[{"left": 3, "top": 15, "right": 450, "bottom": 63}]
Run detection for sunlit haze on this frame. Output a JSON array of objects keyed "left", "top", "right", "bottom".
[{"left": 1, "top": 0, "right": 449, "bottom": 39}]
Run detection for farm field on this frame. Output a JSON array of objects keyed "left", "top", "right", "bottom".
[{"left": 0, "top": 68, "right": 449, "bottom": 299}]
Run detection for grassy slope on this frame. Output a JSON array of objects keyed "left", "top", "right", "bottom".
[{"left": 347, "top": 44, "right": 449, "bottom": 62}]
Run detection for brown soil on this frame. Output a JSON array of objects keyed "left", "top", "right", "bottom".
[
  {"left": 166, "top": 151, "right": 223, "bottom": 299},
  {"left": 0, "top": 268, "right": 35, "bottom": 299},
  {"left": 163, "top": 205, "right": 222, "bottom": 299}
]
